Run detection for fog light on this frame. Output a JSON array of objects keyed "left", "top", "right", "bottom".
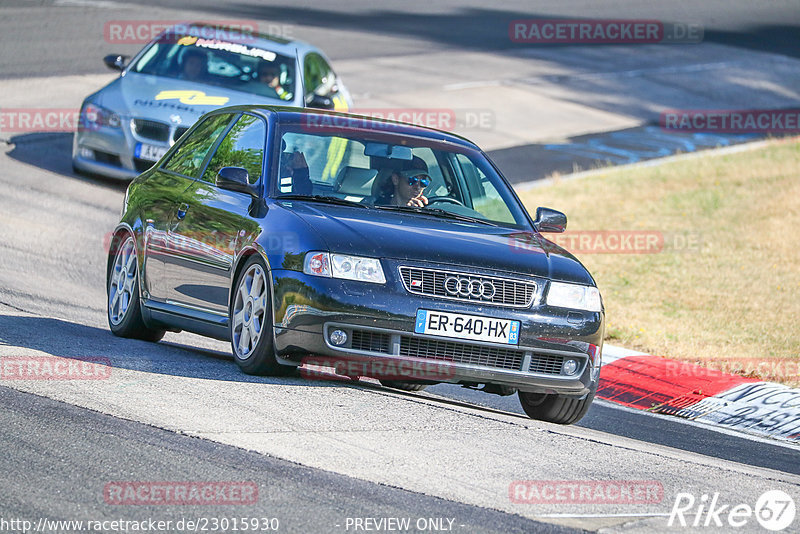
[
  {"left": 329, "top": 329, "right": 347, "bottom": 346},
  {"left": 562, "top": 359, "right": 579, "bottom": 375},
  {"left": 79, "top": 147, "right": 94, "bottom": 159}
]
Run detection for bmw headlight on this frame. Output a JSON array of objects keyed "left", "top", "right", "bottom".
[
  {"left": 546, "top": 281, "right": 602, "bottom": 312},
  {"left": 80, "top": 103, "right": 121, "bottom": 130},
  {"left": 303, "top": 252, "right": 386, "bottom": 284}
]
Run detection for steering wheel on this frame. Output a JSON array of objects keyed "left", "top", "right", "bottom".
[{"left": 426, "top": 196, "right": 465, "bottom": 207}]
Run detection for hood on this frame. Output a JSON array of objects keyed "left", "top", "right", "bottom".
[
  {"left": 280, "top": 201, "right": 595, "bottom": 285},
  {"left": 95, "top": 72, "right": 291, "bottom": 125}
]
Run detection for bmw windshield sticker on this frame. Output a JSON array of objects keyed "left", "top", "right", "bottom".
[
  {"left": 133, "top": 99, "right": 196, "bottom": 112},
  {"left": 154, "top": 90, "right": 229, "bottom": 106},
  {"left": 177, "top": 35, "right": 277, "bottom": 62}
]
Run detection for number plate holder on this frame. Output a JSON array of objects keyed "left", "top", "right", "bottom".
[
  {"left": 135, "top": 142, "right": 168, "bottom": 162},
  {"left": 414, "top": 309, "right": 520, "bottom": 345}
]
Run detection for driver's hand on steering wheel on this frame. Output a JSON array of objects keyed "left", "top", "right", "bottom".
[{"left": 407, "top": 194, "right": 428, "bottom": 208}]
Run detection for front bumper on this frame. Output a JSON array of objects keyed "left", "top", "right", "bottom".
[
  {"left": 71, "top": 118, "right": 164, "bottom": 181},
  {"left": 271, "top": 268, "right": 604, "bottom": 397}
]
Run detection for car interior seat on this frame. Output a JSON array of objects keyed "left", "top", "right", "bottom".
[{"left": 333, "top": 166, "right": 378, "bottom": 199}]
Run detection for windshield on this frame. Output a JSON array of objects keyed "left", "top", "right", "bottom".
[
  {"left": 274, "top": 126, "right": 531, "bottom": 228},
  {"left": 130, "top": 35, "right": 296, "bottom": 101}
]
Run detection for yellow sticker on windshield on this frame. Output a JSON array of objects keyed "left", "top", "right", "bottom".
[
  {"left": 176, "top": 36, "right": 198, "bottom": 46},
  {"left": 155, "top": 90, "right": 229, "bottom": 106},
  {"left": 333, "top": 94, "right": 348, "bottom": 112}
]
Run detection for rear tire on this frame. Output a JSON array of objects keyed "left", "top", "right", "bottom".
[
  {"left": 230, "top": 256, "right": 294, "bottom": 376},
  {"left": 518, "top": 382, "right": 597, "bottom": 425},
  {"left": 380, "top": 380, "right": 429, "bottom": 392},
  {"left": 107, "top": 233, "right": 165, "bottom": 342}
]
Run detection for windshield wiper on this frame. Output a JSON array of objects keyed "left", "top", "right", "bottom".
[
  {"left": 277, "top": 195, "right": 370, "bottom": 208},
  {"left": 426, "top": 208, "right": 500, "bottom": 226},
  {"left": 375, "top": 205, "right": 499, "bottom": 226}
]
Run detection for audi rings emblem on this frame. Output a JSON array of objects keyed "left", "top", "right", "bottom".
[{"left": 444, "top": 276, "right": 496, "bottom": 300}]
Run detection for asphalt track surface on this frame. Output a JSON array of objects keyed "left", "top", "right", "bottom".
[
  {"left": 1, "top": 2, "right": 800, "bottom": 532},
  {"left": 0, "top": 386, "right": 567, "bottom": 534}
]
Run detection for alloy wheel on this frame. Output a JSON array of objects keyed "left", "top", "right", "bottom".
[
  {"left": 108, "top": 236, "right": 137, "bottom": 325},
  {"left": 232, "top": 264, "right": 269, "bottom": 359}
]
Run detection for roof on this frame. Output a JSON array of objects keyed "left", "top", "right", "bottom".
[{"left": 247, "top": 106, "right": 478, "bottom": 149}]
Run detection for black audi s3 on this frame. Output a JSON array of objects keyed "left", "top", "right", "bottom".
[{"left": 106, "top": 105, "right": 604, "bottom": 424}]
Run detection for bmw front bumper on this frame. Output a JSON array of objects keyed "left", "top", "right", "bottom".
[{"left": 72, "top": 119, "right": 162, "bottom": 181}]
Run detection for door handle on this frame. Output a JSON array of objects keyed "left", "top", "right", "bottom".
[{"left": 176, "top": 203, "right": 189, "bottom": 220}]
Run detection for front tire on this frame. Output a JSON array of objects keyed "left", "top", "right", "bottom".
[
  {"left": 230, "top": 256, "right": 293, "bottom": 376},
  {"left": 518, "top": 382, "right": 597, "bottom": 425},
  {"left": 107, "top": 234, "right": 165, "bottom": 342}
]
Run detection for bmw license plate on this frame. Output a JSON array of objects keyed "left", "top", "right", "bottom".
[
  {"left": 135, "top": 142, "right": 168, "bottom": 162},
  {"left": 415, "top": 309, "right": 520, "bottom": 345}
]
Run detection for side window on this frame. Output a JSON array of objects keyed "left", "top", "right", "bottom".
[
  {"left": 303, "top": 53, "right": 336, "bottom": 99},
  {"left": 162, "top": 114, "right": 233, "bottom": 177},
  {"left": 456, "top": 154, "right": 516, "bottom": 224},
  {"left": 411, "top": 148, "right": 447, "bottom": 197},
  {"left": 203, "top": 114, "right": 266, "bottom": 184}
]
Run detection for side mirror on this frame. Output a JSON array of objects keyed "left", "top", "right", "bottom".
[
  {"left": 533, "top": 207, "right": 567, "bottom": 233},
  {"left": 216, "top": 167, "right": 256, "bottom": 198},
  {"left": 306, "top": 94, "right": 334, "bottom": 109},
  {"left": 103, "top": 54, "right": 128, "bottom": 71}
]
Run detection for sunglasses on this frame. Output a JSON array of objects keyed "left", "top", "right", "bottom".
[{"left": 406, "top": 175, "right": 430, "bottom": 187}]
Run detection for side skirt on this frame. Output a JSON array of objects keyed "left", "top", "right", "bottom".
[{"left": 142, "top": 299, "right": 230, "bottom": 341}]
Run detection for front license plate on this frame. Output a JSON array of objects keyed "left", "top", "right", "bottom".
[
  {"left": 135, "top": 143, "right": 168, "bottom": 162},
  {"left": 414, "top": 310, "right": 520, "bottom": 345}
]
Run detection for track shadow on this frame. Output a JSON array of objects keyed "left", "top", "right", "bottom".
[
  {"left": 0, "top": 314, "right": 335, "bottom": 387},
  {"left": 4, "top": 132, "right": 127, "bottom": 190},
  {"left": 0, "top": 313, "right": 542, "bottom": 419}
]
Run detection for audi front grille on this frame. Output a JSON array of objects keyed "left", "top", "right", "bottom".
[
  {"left": 399, "top": 336, "right": 524, "bottom": 371},
  {"left": 329, "top": 327, "right": 584, "bottom": 377},
  {"left": 398, "top": 266, "right": 536, "bottom": 307}
]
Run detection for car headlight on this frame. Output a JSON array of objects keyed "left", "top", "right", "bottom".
[
  {"left": 303, "top": 252, "right": 386, "bottom": 284},
  {"left": 80, "top": 103, "right": 121, "bottom": 130},
  {"left": 546, "top": 281, "right": 602, "bottom": 312}
]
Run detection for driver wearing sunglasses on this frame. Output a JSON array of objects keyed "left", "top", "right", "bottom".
[{"left": 389, "top": 168, "right": 431, "bottom": 208}]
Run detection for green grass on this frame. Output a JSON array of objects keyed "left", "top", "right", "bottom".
[{"left": 516, "top": 138, "right": 800, "bottom": 386}]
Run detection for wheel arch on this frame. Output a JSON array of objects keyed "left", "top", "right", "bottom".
[
  {"left": 229, "top": 245, "right": 274, "bottom": 313},
  {"left": 106, "top": 222, "right": 144, "bottom": 299}
]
